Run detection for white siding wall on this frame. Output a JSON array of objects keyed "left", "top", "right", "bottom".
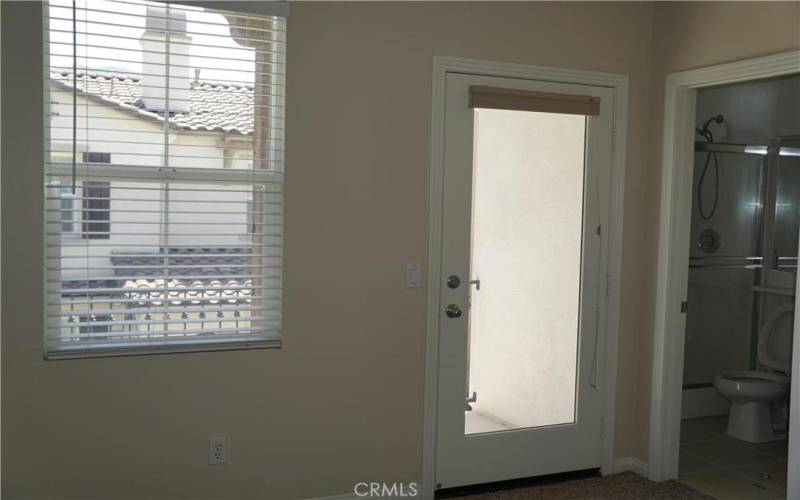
[{"left": 48, "top": 87, "right": 252, "bottom": 282}]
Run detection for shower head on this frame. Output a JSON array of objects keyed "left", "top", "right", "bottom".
[
  {"left": 697, "top": 114, "right": 725, "bottom": 142},
  {"left": 704, "top": 114, "right": 725, "bottom": 127}
]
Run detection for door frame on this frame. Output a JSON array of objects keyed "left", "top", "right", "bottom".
[
  {"left": 422, "top": 56, "right": 629, "bottom": 497},
  {"left": 648, "top": 50, "right": 800, "bottom": 490}
]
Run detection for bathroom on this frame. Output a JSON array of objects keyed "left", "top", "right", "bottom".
[{"left": 677, "top": 74, "right": 799, "bottom": 498}]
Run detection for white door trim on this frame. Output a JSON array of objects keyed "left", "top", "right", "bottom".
[
  {"left": 648, "top": 49, "right": 800, "bottom": 486},
  {"left": 423, "top": 56, "right": 629, "bottom": 498}
]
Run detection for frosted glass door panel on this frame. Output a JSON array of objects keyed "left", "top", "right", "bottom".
[{"left": 466, "top": 108, "right": 586, "bottom": 434}]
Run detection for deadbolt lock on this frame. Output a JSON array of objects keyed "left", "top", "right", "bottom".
[{"left": 445, "top": 304, "right": 462, "bottom": 318}]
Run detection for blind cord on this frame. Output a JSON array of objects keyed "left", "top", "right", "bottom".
[{"left": 71, "top": 0, "right": 77, "bottom": 194}]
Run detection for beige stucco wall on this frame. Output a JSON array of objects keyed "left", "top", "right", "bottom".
[
  {"left": 468, "top": 109, "right": 585, "bottom": 430},
  {"left": 2, "top": 1, "right": 798, "bottom": 498},
  {"left": 636, "top": 1, "right": 800, "bottom": 460},
  {"left": 3, "top": 2, "right": 654, "bottom": 497},
  {"left": 48, "top": 88, "right": 253, "bottom": 278},
  {"left": 283, "top": 2, "right": 655, "bottom": 474}
]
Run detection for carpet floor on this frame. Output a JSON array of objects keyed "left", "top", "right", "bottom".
[{"left": 450, "top": 472, "right": 714, "bottom": 499}]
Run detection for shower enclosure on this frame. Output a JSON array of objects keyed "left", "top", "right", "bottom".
[{"left": 684, "top": 139, "right": 799, "bottom": 388}]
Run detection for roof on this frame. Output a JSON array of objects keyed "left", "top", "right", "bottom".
[
  {"left": 62, "top": 247, "right": 254, "bottom": 304},
  {"left": 110, "top": 247, "right": 251, "bottom": 278},
  {"left": 50, "top": 71, "right": 255, "bottom": 136}
]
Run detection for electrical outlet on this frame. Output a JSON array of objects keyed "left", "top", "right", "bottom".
[{"left": 209, "top": 437, "right": 226, "bottom": 465}]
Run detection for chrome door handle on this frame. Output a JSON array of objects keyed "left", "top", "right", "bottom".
[
  {"left": 446, "top": 275, "right": 461, "bottom": 289},
  {"left": 445, "top": 304, "right": 462, "bottom": 318}
]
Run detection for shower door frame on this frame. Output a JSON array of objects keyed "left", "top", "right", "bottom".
[{"left": 649, "top": 49, "right": 800, "bottom": 497}]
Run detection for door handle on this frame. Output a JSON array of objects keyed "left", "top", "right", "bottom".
[
  {"left": 445, "top": 304, "right": 462, "bottom": 318},
  {"left": 446, "top": 275, "right": 461, "bottom": 289}
]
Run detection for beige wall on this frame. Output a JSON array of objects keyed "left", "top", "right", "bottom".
[
  {"left": 468, "top": 109, "right": 585, "bottom": 429},
  {"left": 2, "top": 2, "right": 654, "bottom": 497},
  {"left": 3, "top": 1, "right": 797, "bottom": 498},
  {"left": 636, "top": 1, "right": 800, "bottom": 460}
]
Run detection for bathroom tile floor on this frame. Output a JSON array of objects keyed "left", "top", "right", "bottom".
[{"left": 678, "top": 416, "right": 788, "bottom": 499}]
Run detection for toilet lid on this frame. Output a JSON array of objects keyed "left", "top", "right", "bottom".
[{"left": 758, "top": 304, "right": 794, "bottom": 373}]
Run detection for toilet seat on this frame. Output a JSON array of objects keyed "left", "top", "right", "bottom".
[
  {"left": 715, "top": 370, "right": 788, "bottom": 399},
  {"left": 717, "top": 370, "right": 788, "bottom": 385}
]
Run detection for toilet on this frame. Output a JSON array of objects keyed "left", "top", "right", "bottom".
[{"left": 713, "top": 304, "right": 793, "bottom": 443}]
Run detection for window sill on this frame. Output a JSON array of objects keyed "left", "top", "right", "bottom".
[{"left": 44, "top": 337, "right": 281, "bottom": 360}]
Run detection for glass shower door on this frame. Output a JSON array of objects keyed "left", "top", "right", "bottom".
[
  {"left": 773, "top": 141, "right": 800, "bottom": 279},
  {"left": 684, "top": 150, "right": 764, "bottom": 386}
]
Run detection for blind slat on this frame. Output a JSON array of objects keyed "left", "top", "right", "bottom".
[
  {"left": 47, "top": 66, "right": 286, "bottom": 87},
  {"left": 48, "top": 0, "right": 289, "bottom": 25},
  {"left": 48, "top": 289, "right": 282, "bottom": 306},
  {"left": 47, "top": 329, "right": 280, "bottom": 345},
  {"left": 47, "top": 283, "right": 275, "bottom": 295}
]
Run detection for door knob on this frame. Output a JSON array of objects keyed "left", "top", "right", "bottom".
[
  {"left": 446, "top": 275, "right": 461, "bottom": 289},
  {"left": 445, "top": 304, "right": 462, "bottom": 318}
]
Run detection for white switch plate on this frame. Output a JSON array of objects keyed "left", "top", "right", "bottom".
[
  {"left": 209, "top": 437, "right": 226, "bottom": 465},
  {"left": 406, "top": 263, "right": 422, "bottom": 288}
]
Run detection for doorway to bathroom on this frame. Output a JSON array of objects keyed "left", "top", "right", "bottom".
[
  {"left": 649, "top": 50, "right": 800, "bottom": 500},
  {"left": 676, "top": 74, "right": 799, "bottom": 499}
]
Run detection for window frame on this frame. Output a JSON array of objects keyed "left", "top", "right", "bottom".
[{"left": 42, "top": 1, "right": 286, "bottom": 359}]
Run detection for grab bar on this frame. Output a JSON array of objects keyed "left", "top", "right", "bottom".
[
  {"left": 695, "top": 142, "right": 768, "bottom": 155},
  {"left": 689, "top": 256, "right": 797, "bottom": 270},
  {"left": 689, "top": 256, "right": 762, "bottom": 269},
  {"left": 695, "top": 142, "right": 800, "bottom": 157}
]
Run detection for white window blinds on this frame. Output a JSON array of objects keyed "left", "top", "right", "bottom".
[{"left": 44, "top": 0, "right": 285, "bottom": 358}]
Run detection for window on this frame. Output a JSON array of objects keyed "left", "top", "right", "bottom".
[
  {"left": 58, "top": 182, "right": 75, "bottom": 233},
  {"left": 44, "top": 0, "right": 286, "bottom": 358},
  {"left": 50, "top": 152, "right": 80, "bottom": 234},
  {"left": 81, "top": 181, "right": 111, "bottom": 239},
  {"left": 83, "top": 152, "right": 111, "bottom": 163},
  {"left": 80, "top": 153, "right": 112, "bottom": 240}
]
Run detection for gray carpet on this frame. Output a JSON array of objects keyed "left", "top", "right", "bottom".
[{"left": 453, "top": 472, "right": 714, "bottom": 499}]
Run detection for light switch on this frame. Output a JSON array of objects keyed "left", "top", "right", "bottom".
[{"left": 406, "top": 263, "right": 422, "bottom": 288}]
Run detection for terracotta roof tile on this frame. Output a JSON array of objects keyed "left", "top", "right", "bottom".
[{"left": 51, "top": 71, "right": 254, "bottom": 135}]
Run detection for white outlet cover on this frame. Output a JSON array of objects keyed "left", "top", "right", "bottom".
[
  {"left": 406, "top": 263, "right": 422, "bottom": 288},
  {"left": 209, "top": 437, "right": 226, "bottom": 465}
]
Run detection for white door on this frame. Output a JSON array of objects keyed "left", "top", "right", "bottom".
[{"left": 435, "top": 73, "right": 614, "bottom": 489}]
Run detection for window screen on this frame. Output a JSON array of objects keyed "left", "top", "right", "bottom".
[{"left": 44, "top": 0, "right": 286, "bottom": 358}]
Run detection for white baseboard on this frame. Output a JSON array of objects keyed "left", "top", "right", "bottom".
[
  {"left": 612, "top": 457, "right": 649, "bottom": 477},
  {"left": 681, "top": 386, "right": 729, "bottom": 419}
]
